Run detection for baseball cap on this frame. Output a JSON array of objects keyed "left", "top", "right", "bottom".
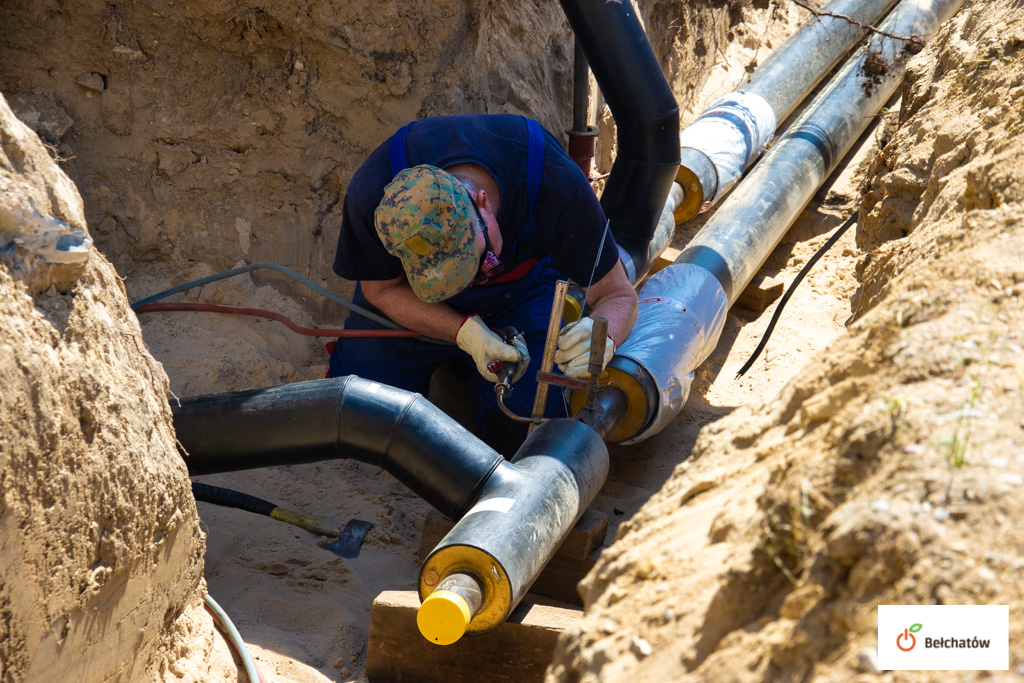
[{"left": 374, "top": 165, "right": 482, "bottom": 303}]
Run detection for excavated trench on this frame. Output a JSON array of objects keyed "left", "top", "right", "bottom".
[{"left": 3, "top": 0, "right": 1023, "bottom": 681}]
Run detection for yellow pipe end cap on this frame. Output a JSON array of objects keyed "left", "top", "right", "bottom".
[
  {"left": 417, "top": 590, "right": 472, "bottom": 646},
  {"left": 564, "top": 294, "right": 583, "bottom": 324}
]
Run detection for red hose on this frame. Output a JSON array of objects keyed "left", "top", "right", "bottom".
[{"left": 133, "top": 302, "right": 420, "bottom": 338}]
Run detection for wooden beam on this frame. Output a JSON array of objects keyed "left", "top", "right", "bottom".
[
  {"left": 366, "top": 591, "right": 581, "bottom": 683},
  {"left": 736, "top": 273, "right": 784, "bottom": 312}
]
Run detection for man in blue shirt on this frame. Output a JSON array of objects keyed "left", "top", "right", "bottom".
[{"left": 329, "top": 114, "right": 637, "bottom": 450}]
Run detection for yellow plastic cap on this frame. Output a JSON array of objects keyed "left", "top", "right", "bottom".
[{"left": 417, "top": 590, "right": 472, "bottom": 646}]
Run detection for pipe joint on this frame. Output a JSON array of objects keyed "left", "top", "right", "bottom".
[
  {"left": 569, "top": 356, "right": 658, "bottom": 443},
  {"left": 419, "top": 420, "right": 608, "bottom": 640}
]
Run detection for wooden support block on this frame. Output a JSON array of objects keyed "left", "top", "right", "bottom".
[
  {"left": 525, "top": 553, "right": 597, "bottom": 606},
  {"left": 648, "top": 246, "right": 682, "bottom": 276},
  {"left": 418, "top": 509, "right": 607, "bottom": 563},
  {"left": 736, "top": 274, "right": 784, "bottom": 312},
  {"left": 366, "top": 590, "right": 581, "bottom": 683}
]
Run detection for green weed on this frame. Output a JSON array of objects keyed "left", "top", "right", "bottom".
[{"left": 940, "top": 382, "right": 980, "bottom": 469}]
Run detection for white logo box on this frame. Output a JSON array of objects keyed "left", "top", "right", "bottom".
[{"left": 878, "top": 605, "right": 1009, "bottom": 671}]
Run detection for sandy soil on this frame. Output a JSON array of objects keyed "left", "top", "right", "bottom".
[
  {"left": 1, "top": 95, "right": 211, "bottom": 683},
  {"left": 162, "top": 6, "right": 857, "bottom": 682}
]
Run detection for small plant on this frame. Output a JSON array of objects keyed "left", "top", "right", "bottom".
[
  {"left": 757, "top": 492, "right": 813, "bottom": 585},
  {"left": 940, "top": 382, "right": 980, "bottom": 469},
  {"left": 885, "top": 396, "right": 909, "bottom": 424}
]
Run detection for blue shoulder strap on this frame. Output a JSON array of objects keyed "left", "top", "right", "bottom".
[
  {"left": 389, "top": 123, "right": 412, "bottom": 177},
  {"left": 522, "top": 116, "right": 543, "bottom": 232}
]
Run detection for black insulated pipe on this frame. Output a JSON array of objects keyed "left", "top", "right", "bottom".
[
  {"left": 559, "top": 0, "right": 680, "bottom": 276},
  {"left": 172, "top": 376, "right": 504, "bottom": 520},
  {"left": 418, "top": 419, "right": 609, "bottom": 640}
]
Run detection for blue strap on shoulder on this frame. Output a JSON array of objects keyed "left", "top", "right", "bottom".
[
  {"left": 522, "top": 116, "right": 544, "bottom": 232},
  {"left": 389, "top": 123, "right": 412, "bottom": 177}
]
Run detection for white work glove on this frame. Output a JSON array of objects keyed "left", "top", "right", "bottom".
[
  {"left": 554, "top": 317, "right": 615, "bottom": 379},
  {"left": 456, "top": 316, "right": 528, "bottom": 383}
]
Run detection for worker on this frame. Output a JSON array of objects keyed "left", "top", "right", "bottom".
[{"left": 328, "top": 114, "right": 637, "bottom": 451}]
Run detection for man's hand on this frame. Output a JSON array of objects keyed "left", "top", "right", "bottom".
[
  {"left": 554, "top": 317, "right": 615, "bottom": 379},
  {"left": 456, "top": 316, "right": 527, "bottom": 382}
]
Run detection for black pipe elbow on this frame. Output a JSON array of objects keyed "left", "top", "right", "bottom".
[
  {"left": 559, "top": 0, "right": 680, "bottom": 271},
  {"left": 173, "top": 376, "right": 503, "bottom": 519}
]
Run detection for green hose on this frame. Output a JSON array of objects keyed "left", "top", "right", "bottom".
[{"left": 204, "top": 594, "right": 266, "bottom": 683}]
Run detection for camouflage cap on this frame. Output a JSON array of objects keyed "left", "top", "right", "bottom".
[{"left": 374, "top": 165, "right": 481, "bottom": 303}]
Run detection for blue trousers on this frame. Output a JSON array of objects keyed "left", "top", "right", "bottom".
[{"left": 328, "top": 264, "right": 569, "bottom": 448}]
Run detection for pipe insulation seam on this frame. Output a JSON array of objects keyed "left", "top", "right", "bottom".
[
  {"left": 677, "top": 0, "right": 964, "bottom": 307},
  {"left": 616, "top": 263, "right": 729, "bottom": 443},
  {"left": 380, "top": 390, "right": 420, "bottom": 464},
  {"left": 678, "top": 92, "right": 777, "bottom": 205}
]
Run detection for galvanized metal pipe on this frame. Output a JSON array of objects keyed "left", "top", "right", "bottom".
[
  {"left": 572, "top": 37, "right": 590, "bottom": 133},
  {"left": 678, "top": 0, "right": 963, "bottom": 304},
  {"left": 588, "top": 0, "right": 964, "bottom": 446},
  {"left": 673, "top": 0, "right": 901, "bottom": 223},
  {"left": 743, "top": 0, "right": 902, "bottom": 123}
]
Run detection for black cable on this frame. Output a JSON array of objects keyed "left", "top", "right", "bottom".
[{"left": 735, "top": 210, "right": 859, "bottom": 378}]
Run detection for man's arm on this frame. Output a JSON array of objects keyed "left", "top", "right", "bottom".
[
  {"left": 583, "top": 261, "right": 638, "bottom": 347},
  {"left": 362, "top": 276, "right": 525, "bottom": 382},
  {"left": 361, "top": 276, "right": 465, "bottom": 342}
]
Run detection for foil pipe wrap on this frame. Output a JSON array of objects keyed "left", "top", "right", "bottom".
[
  {"left": 615, "top": 197, "right": 676, "bottom": 286},
  {"left": 678, "top": 91, "right": 776, "bottom": 207},
  {"left": 616, "top": 263, "right": 728, "bottom": 443}
]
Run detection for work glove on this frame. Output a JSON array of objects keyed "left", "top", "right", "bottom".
[
  {"left": 554, "top": 317, "right": 615, "bottom": 379},
  {"left": 456, "top": 316, "right": 530, "bottom": 383}
]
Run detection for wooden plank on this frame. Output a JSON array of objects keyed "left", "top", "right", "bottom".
[
  {"left": 366, "top": 590, "right": 581, "bottom": 683},
  {"left": 525, "top": 553, "right": 597, "bottom": 606},
  {"left": 418, "top": 509, "right": 607, "bottom": 563},
  {"left": 553, "top": 509, "right": 608, "bottom": 561},
  {"left": 648, "top": 246, "right": 682, "bottom": 276},
  {"left": 736, "top": 274, "right": 784, "bottom": 312}
]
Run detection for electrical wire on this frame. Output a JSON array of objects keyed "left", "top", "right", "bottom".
[
  {"left": 134, "top": 302, "right": 420, "bottom": 339},
  {"left": 204, "top": 594, "right": 269, "bottom": 683},
  {"left": 735, "top": 210, "right": 859, "bottom": 378}
]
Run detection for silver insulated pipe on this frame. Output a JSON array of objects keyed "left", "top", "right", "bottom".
[
  {"left": 673, "top": 0, "right": 901, "bottom": 223},
  {"left": 614, "top": 0, "right": 964, "bottom": 443}
]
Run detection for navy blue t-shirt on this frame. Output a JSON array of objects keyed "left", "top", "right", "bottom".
[{"left": 332, "top": 114, "right": 618, "bottom": 288}]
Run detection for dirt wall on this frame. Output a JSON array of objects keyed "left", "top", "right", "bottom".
[
  {"left": 549, "top": 2, "right": 1024, "bottom": 680},
  {"left": 0, "top": 0, "right": 577, "bottom": 316},
  {"left": 1, "top": 95, "right": 211, "bottom": 682}
]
